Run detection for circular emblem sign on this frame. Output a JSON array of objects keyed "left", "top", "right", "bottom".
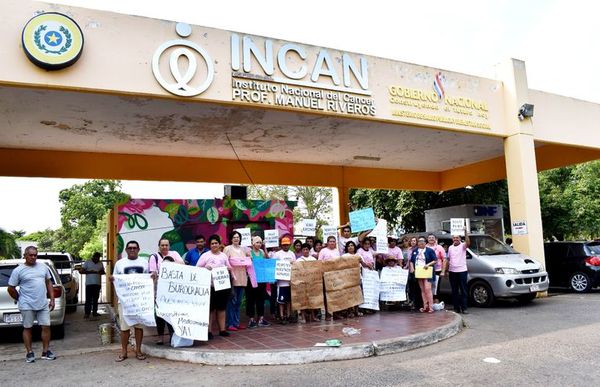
[{"left": 22, "top": 12, "right": 84, "bottom": 70}]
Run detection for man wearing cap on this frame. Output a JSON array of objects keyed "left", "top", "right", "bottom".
[
  {"left": 273, "top": 236, "right": 296, "bottom": 324},
  {"left": 441, "top": 229, "right": 470, "bottom": 314}
]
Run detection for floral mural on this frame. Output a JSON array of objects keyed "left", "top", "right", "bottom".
[{"left": 117, "top": 198, "right": 296, "bottom": 258}]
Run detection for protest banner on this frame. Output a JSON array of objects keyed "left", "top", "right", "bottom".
[
  {"left": 253, "top": 258, "right": 276, "bottom": 283},
  {"left": 291, "top": 260, "right": 324, "bottom": 310},
  {"left": 301, "top": 219, "right": 317, "bottom": 236},
  {"left": 155, "top": 262, "right": 211, "bottom": 341},
  {"left": 349, "top": 208, "right": 376, "bottom": 232},
  {"left": 229, "top": 256, "right": 251, "bottom": 287},
  {"left": 275, "top": 260, "right": 292, "bottom": 281},
  {"left": 379, "top": 267, "right": 408, "bottom": 302},
  {"left": 113, "top": 274, "right": 156, "bottom": 327},
  {"left": 229, "top": 256, "right": 251, "bottom": 267},
  {"left": 323, "top": 267, "right": 363, "bottom": 312},
  {"left": 321, "top": 225, "right": 338, "bottom": 243},
  {"left": 359, "top": 268, "right": 380, "bottom": 310},
  {"left": 264, "top": 229, "right": 279, "bottom": 248},
  {"left": 321, "top": 255, "right": 360, "bottom": 273},
  {"left": 211, "top": 266, "right": 231, "bottom": 291},
  {"left": 368, "top": 219, "right": 388, "bottom": 252},
  {"left": 450, "top": 218, "right": 467, "bottom": 236},
  {"left": 234, "top": 227, "right": 252, "bottom": 247}
]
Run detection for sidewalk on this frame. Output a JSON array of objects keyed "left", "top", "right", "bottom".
[{"left": 143, "top": 310, "right": 462, "bottom": 365}]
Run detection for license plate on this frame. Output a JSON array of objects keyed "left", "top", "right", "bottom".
[
  {"left": 530, "top": 284, "right": 540, "bottom": 292},
  {"left": 3, "top": 313, "right": 23, "bottom": 324}
]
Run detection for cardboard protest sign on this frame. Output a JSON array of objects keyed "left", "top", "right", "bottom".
[
  {"left": 349, "top": 208, "right": 376, "bottom": 232},
  {"left": 275, "top": 260, "right": 292, "bottom": 281},
  {"left": 291, "top": 260, "right": 324, "bottom": 310},
  {"left": 234, "top": 227, "right": 252, "bottom": 247},
  {"left": 321, "top": 225, "right": 338, "bottom": 244},
  {"left": 323, "top": 267, "right": 363, "bottom": 312},
  {"left": 253, "top": 258, "right": 276, "bottom": 283},
  {"left": 320, "top": 255, "right": 361, "bottom": 273},
  {"left": 359, "top": 268, "right": 380, "bottom": 310},
  {"left": 379, "top": 267, "right": 408, "bottom": 302},
  {"left": 264, "top": 229, "right": 279, "bottom": 248},
  {"left": 301, "top": 219, "right": 317, "bottom": 236},
  {"left": 113, "top": 274, "right": 156, "bottom": 327},
  {"left": 211, "top": 266, "right": 231, "bottom": 291},
  {"left": 155, "top": 262, "right": 211, "bottom": 341}
]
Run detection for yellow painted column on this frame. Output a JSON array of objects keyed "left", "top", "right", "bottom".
[
  {"left": 337, "top": 186, "right": 350, "bottom": 225},
  {"left": 501, "top": 59, "right": 545, "bottom": 266}
]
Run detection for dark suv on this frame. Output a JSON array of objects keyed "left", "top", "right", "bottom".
[{"left": 544, "top": 241, "right": 600, "bottom": 292}]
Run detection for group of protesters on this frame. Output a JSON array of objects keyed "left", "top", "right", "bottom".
[{"left": 127, "top": 222, "right": 470, "bottom": 347}]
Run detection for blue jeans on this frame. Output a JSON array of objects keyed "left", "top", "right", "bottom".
[
  {"left": 226, "top": 286, "right": 244, "bottom": 327},
  {"left": 449, "top": 271, "right": 468, "bottom": 311}
]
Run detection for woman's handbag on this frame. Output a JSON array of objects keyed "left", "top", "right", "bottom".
[{"left": 415, "top": 266, "right": 433, "bottom": 279}]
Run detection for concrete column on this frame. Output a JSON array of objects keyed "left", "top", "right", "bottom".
[
  {"left": 337, "top": 186, "right": 350, "bottom": 225},
  {"left": 500, "top": 58, "right": 545, "bottom": 265}
]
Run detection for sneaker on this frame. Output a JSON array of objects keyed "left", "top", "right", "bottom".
[
  {"left": 26, "top": 352, "right": 35, "bottom": 363},
  {"left": 226, "top": 325, "right": 238, "bottom": 332},
  {"left": 280, "top": 317, "right": 289, "bottom": 325},
  {"left": 219, "top": 330, "right": 230, "bottom": 337},
  {"left": 247, "top": 320, "right": 258, "bottom": 329},
  {"left": 236, "top": 324, "right": 246, "bottom": 330},
  {"left": 258, "top": 318, "right": 271, "bottom": 327},
  {"left": 41, "top": 350, "right": 56, "bottom": 360}
]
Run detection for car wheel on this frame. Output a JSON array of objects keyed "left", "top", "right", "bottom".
[
  {"left": 51, "top": 324, "right": 65, "bottom": 340},
  {"left": 469, "top": 281, "right": 495, "bottom": 307},
  {"left": 570, "top": 272, "right": 592, "bottom": 293},
  {"left": 516, "top": 293, "right": 537, "bottom": 304}
]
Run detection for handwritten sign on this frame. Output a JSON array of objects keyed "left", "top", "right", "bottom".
[
  {"left": 368, "top": 219, "right": 388, "bottom": 252},
  {"left": 264, "top": 229, "right": 279, "bottom": 248},
  {"left": 302, "top": 219, "right": 317, "bottom": 236},
  {"left": 349, "top": 208, "right": 376, "bottom": 232},
  {"left": 156, "top": 262, "right": 211, "bottom": 341},
  {"left": 234, "top": 227, "right": 252, "bottom": 247},
  {"left": 275, "top": 260, "right": 292, "bottom": 281},
  {"left": 113, "top": 274, "right": 156, "bottom": 327},
  {"left": 323, "top": 267, "right": 363, "bottom": 313},
  {"left": 379, "top": 267, "right": 408, "bottom": 302},
  {"left": 359, "top": 268, "right": 380, "bottom": 310},
  {"left": 451, "top": 218, "right": 467, "bottom": 236},
  {"left": 290, "top": 260, "right": 324, "bottom": 310},
  {"left": 253, "top": 258, "right": 276, "bottom": 283},
  {"left": 321, "top": 225, "right": 338, "bottom": 244},
  {"left": 211, "top": 266, "right": 231, "bottom": 291}
]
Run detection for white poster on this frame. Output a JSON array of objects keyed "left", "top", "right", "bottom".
[
  {"left": 275, "top": 260, "right": 292, "bottom": 281},
  {"left": 511, "top": 220, "right": 528, "bottom": 236},
  {"left": 156, "top": 262, "right": 211, "bottom": 341},
  {"left": 322, "top": 225, "right": 338, "bottom": 244},
  {"left": 302, "top": 219, "right": 317, "bottom": 236},
  {"left": 359, "top": 268, "right": 380, "bottom": 310},
  {"left": 113, "top": 274, "right": 156, "bottom": 327},
  {"left": 234, "top": 227, "right": 252, "bottom": 247},
  {"left": 379, "top": 267, "right": 408, "bottom": 302},
  {"left": 368, "top": 219, "right": 388, "bottom": 252},
  {"left": 211, "top": 266, "right": 231, "bottom": 291},
  {"left": 450, "top": 218, "right": 467, "bottom": 236},
  {"left": 264, "top": 229, "right": 280, "bottom": 248}
]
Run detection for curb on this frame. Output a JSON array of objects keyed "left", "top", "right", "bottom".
[{"left": 143, "top": 312, "right": 463, "bottom": 366}]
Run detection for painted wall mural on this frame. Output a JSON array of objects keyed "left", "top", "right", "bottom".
[{"left": 117, "top": 198, "right": 296, "bottom": 259}]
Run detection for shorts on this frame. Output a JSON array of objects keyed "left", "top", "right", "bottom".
[
  {"left": 21, "top": 306, "right": 50, "bottom": 328},
  {"left": 117, "top": 303, "right": 144, "bottom": 331},
  {"left": 277, "top": 286, "right": 291, "bottom": 304},
  {"left": 210, "top": 288, "right": 230, "bottom": 311}
]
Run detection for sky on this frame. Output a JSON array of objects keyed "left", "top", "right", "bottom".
[{"left": 2, "top": 0, "right": 599, "bottom": 234}]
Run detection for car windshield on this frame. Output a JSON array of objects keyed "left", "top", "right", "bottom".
[
  {"left": 469, "top": 235, "right": 517, "bottom": 256},
  {"left": 585, "top": 242, "right": 600, "bottom": 255},
  {"left": 0, "top": 265, "right": 18, "bottom": 287},
  {"left": 42, "top": 255, "right": 71, "bottom": 270}
]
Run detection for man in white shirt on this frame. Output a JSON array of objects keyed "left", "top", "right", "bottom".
[{"left": 80, "top": 251, "right": 105, "bottom": 318}]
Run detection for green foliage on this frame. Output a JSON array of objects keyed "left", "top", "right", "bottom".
[
  {"left": 0, "top": 229, "right": 20, "bottom": 259},
  {"left": 350, "top": 181, "right": 509, "bottom": 233},
  {"left": 21, "top": 228, "right": 58, "bottom": 251}
]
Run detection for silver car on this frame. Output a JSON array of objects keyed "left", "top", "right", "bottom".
[
  {"left": 436, "top": 234, "right": 549, "bottom": 307},
  {"left": 0, "top": 259, "right": 66, "bottom": 338}
]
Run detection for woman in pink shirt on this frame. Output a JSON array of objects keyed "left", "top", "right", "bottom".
[
  {"left": 318, "top": 236, "right": 341, "bottom": 261},
  {"left": 197, "top": 234, "right": 234, "bottom": 339},
  {"left": 224, "top": 231, "right": 250, "bottom": 332},
  {"left": 357, "top": 239, "right": 375, "bottom": 269}
]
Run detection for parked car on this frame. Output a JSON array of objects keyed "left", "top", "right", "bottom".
[
  {"left": 0, "top": 259, "right": 66, "bottom": 338},
  {"left": 433, "top": 233, "right": 549, "bottom": 307},
  {"left": 544, "top": 241, "right": 600, "bottom": 292},
  {"left": 37, "top": 252, "right": 80, "bottom": 306}
]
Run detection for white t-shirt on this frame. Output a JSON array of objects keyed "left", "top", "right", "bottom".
[
  {"left": 113, "top": 257, "right": 148, "bottom": 275},
  {"left": 274, "top": 249, "right": 296, "bottom": 287},
  {"left": 82, "top": 260, "right": 105, "bottom": 286}
]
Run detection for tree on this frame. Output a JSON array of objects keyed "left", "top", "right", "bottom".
[
  {"left": 0, "top": 228, "right": 20, "bottom": 259},
  {"left": 20, "top": 228, "right": 58, "bottom": 251},
  {"left": 57, "top": 180, "right": 129, "bottom": 257}
]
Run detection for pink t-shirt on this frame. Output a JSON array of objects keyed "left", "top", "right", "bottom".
[
  {"left": 447, "top": 242, "right": 468, "bottom": 272},
  {"left": 338, "top": 236, "right": 358, "bottom": 254},
  {"left": 196, "top": 251, "right": 232, "bottom": 270},
  {"left": 318, "top": 247, "right": 340, "bottom": 261},
  {"left": 428, "top": 244, "right": 446, "bottom": 271},
  {"left": 388, "top": 246, "right": 403, "bottom": 261},
  {"left": 357, "top": 248, "right": 374, "bottom": 265},
  {"left": 148, "top": 250, "right": 184, "bottom": 273}
]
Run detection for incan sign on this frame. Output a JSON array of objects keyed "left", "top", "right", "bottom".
[{"left": 21, "top": 12, "right": 84, "bottom": 70}]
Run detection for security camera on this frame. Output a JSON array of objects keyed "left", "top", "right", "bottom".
[{"left": 518, "top": 103, "right": 534, "bottom": 121}]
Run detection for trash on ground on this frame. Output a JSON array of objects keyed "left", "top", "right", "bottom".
[
  {"left": 483, "top": 357, "right": 501, "bottom": 364},
  {"left": 314, "top": 339, "right": 342, "bottom": 347},
  {"left": 342, "top": 327, "right": 361, "bottom": 336}
]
